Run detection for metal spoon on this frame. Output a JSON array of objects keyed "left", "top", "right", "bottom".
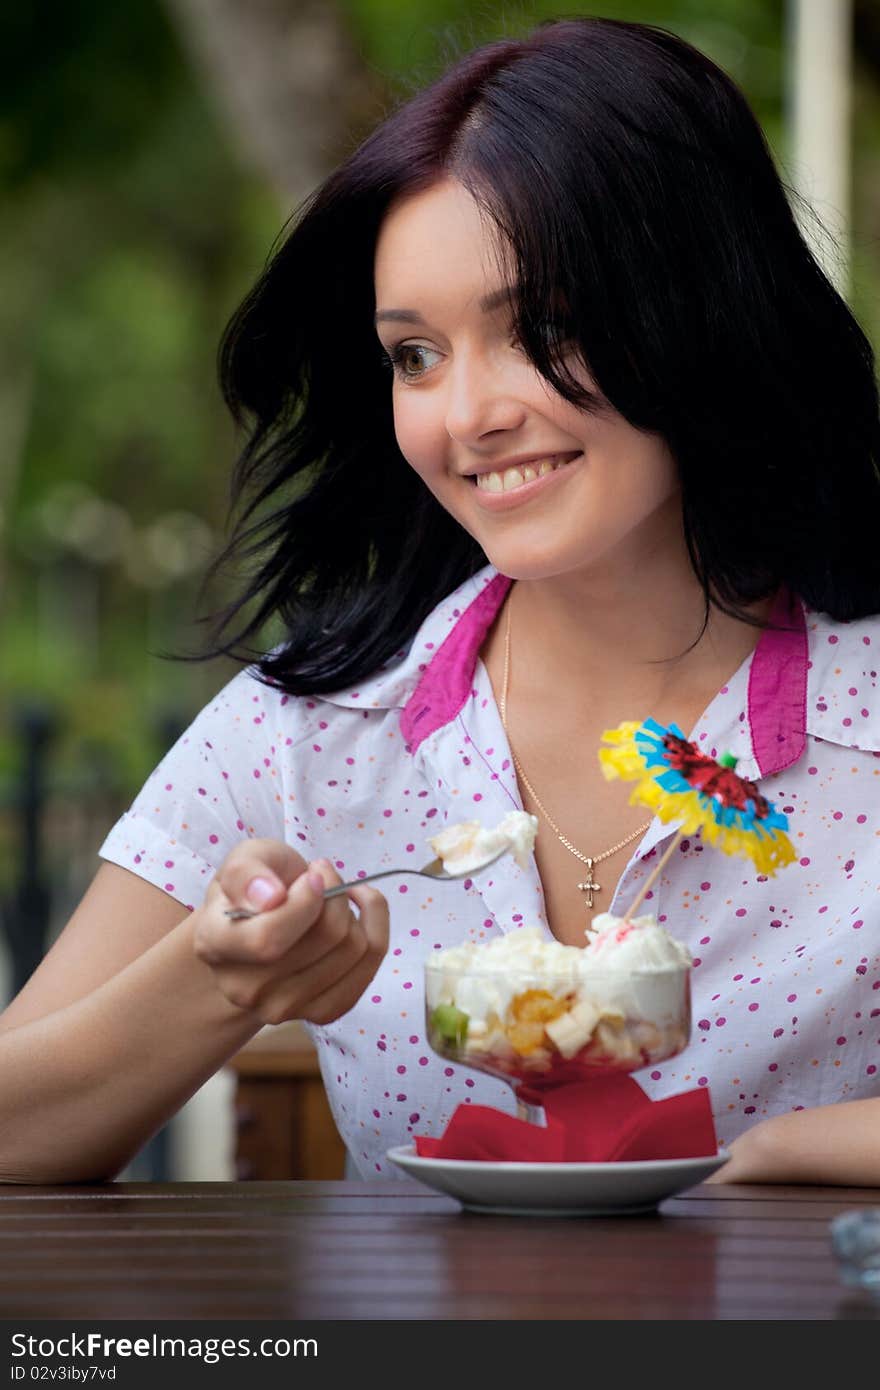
[{"left": 223, "top": 846, "right": 509, "bottom": 919}]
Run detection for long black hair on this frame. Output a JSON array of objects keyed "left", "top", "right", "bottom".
[{"left": 195, "top": 14, "right": 880, "bottom": 695}]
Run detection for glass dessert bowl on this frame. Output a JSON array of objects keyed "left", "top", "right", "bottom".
[{"left": 425, "top": 918, "right": 692, "bottom": 1089}]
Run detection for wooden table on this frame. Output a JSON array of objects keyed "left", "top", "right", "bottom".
[{"left": 0, "top": 1180, "right": 877, "bottom": 1320}]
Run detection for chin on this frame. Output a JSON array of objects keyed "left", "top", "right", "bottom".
[{"left": 479, "top": 537, "right": 611, "bottom": 582}]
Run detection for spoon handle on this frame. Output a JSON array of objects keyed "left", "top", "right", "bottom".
[
  {"left": 224, "top": 862, "right": 446, "bottom": 917},
  {"left": 321, "top": 862, "right": 444, "bottom": 899}
]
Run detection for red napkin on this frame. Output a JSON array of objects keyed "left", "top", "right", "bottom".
[{"left": 415, "top": 1074, "right": 717, "bottom": 1162}]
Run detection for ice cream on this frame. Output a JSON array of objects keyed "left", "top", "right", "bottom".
[
  {"left": 425, "top": 916, "right": 692, "bottom": 1079},
  {"left": 586, "top": 913, "right": 692, "bottom": 971},
  {"left": 427, "top": 810, "right": 539, "bottom": 875}
]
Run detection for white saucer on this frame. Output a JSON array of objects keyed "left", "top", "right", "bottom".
[{"left": 386, "top": 1145, "right": 730, "bottom": 1216}]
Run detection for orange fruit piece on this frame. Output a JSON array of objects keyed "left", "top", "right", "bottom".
[
  {"left": 507, "top": 1020, "right": 547, "bottom": 1055},
  {"left": 510, "top": 989, "right": 569, "bottom": 1024}
]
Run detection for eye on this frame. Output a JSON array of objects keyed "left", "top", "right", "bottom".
[{"left": 381, "top": 343, "right": 442, "bottom": 382}]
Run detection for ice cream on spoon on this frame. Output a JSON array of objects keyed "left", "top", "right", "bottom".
[{"left": 427, "top": 810, "right": 538, "bottom": 875}]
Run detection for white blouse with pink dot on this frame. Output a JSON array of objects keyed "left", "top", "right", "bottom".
[{"left": 100, "top": 564, "right": 880, "bottom": 1176}]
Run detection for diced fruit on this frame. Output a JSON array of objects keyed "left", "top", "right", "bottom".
[
  {"left": 571, "top": 999, "right": 601, "bottom": 1032},
  {"left": 522, "top": 1047, "right": 552, "bottom": 1069},
  {"left": 544, "top": 999, "right": 600, "bottom": 1059},
  {"left": 510, "top": 989, "right": 570, "bottom": 1024},
  {"left": 507, "top": 1020, "right": 547, "bottom": 1055},
  {"left": 632, "top": 1021, "right": 663, "bottom": 1052},
  {"left": 590, "top": 1019, "right": 640, "bottom": 1063},
  {"left": 597, "top": 1003, "right": 625, "bottom": 1026},
  {"left": 430, "top": 1003, "right": 469, "bottom": 1046}
]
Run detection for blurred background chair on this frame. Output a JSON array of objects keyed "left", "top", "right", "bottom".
[{"left": 227, "top": 1023, "right": 347, "bottom": 1181}]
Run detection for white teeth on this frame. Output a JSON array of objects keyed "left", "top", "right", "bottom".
[{"left": 475, "top": 455, "right": 576, "bottom": 493}]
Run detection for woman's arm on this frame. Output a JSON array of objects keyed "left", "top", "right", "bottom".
[
  {"left": 0, "top": 864, "right": 263, "bottom": 1184},
  {"left": 707, "top": 1098, "right": 880, "bottom": 1186},
  {"left": 0, "top": 846, "right": 388, "bottom": 1185}
]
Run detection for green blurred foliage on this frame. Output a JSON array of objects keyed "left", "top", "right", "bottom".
[
  {"left": 0, "top": 0, "right": 878, "bottom": 815},
  {"left": 344, "top": 0, "right": 785, "bottom": 119},
  {"left": 0, "top": 0, "right": 279, "bottom": 796}
]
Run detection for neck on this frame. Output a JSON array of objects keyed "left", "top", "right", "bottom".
[{"left": 502, "top": 544, "right": 774, "bottom": 724}]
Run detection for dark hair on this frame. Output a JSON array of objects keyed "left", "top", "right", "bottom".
[{"left": 195, "top": 14, "right": 880, "bottom": 695}]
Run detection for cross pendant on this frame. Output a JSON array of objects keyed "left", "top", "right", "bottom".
[{"left": 577, "top": 859, "right": 601, "bottom": 909}]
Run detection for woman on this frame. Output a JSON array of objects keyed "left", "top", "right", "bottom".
[{"left": 1, "top": 16, "right": 878, "bottom": 1184}]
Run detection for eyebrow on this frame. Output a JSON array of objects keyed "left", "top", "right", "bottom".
[{"left": 374, "top": 285, "right": 517, "bottom": 327}]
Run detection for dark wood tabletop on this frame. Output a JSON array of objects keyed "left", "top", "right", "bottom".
[{"left": 0, "top": 1178, "right": 877, "bottom": 1321}]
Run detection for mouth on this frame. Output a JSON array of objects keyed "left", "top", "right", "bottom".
[{"left": 465, "top": 452, "right": 582, "bottom": 495}]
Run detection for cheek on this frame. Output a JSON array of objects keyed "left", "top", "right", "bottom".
[
  {"left": 642, "top": 451, "right": 680, "bottom": 510},
  {"left": 611, "top": 455, "right": 680, "bottom": 526},
  {"left": 392, "top": 395, "right": 446, "bottom": 481},
  {"left": 593, "top": 418, "right": 679, "bottom": 504}
]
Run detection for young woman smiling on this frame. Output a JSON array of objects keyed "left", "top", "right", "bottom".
[{"left": 1, "top": 17, "right": 879, "bottom": 1186}]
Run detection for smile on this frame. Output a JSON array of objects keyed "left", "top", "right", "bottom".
[{"left": 472, "top": 453, "right": 580, "bottom": 493}]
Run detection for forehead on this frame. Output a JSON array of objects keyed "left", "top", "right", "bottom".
[{"left": 373, "top": 177, "right": 512, "bottom": 299}]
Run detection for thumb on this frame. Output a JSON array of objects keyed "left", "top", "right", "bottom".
[{"left": 220, "top": 838, "right": 310, "bottom": 912}]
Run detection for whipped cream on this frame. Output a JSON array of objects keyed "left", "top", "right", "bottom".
[
  {"left": 428, "top": 810, "right": 538, "bottom": 875},
  {"left": 587, "top": 913, "right": 693, "bottom": 971}
]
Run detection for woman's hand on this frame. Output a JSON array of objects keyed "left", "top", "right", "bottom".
[
  {"left": 193, "top": 839, "right": 389, "bottom": 1027},
  {"left": 705, "top": 1098, "right": 880, "bottom": 1187}
]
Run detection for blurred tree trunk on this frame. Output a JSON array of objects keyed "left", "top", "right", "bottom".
[
  {"left": 162, "top": 0, "right": 383, "bottom": 209},
  {"left": 854, "top": 0, "right": 880, "bottom": 79}
]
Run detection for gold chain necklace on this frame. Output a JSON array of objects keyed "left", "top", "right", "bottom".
[{"left": 498, "top": 596, "right": 651, "bottom": 910}]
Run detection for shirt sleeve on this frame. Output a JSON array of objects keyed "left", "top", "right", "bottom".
[{"left": 98, "top": 666, "right": 296, "bottom": 911}]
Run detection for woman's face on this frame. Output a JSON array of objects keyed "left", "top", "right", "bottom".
[{"left": 373, "top": 177, "right": 680, "bottom": 582}]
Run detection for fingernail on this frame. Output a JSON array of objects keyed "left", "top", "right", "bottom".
[
  {"left": 246, "top": 876, "right": 277, "bottom": 907},
  {"left": 307, "top": 870, "right": 326, "bottom": 895}
]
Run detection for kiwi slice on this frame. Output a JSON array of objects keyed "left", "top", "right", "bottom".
[{"left": 430, "top": 1003, "right": 469, "bottom": 1046}]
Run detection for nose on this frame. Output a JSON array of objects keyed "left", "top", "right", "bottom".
[{"left": 443, "top": 348, "right": 528, "bottom": 447}]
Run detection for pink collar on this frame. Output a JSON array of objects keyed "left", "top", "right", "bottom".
[
  {"left": 400, "top": 573, "right": 807, "bottom": 778},
  {"left": 400, "top": 572, "right": 512, "bottom": 753}
]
